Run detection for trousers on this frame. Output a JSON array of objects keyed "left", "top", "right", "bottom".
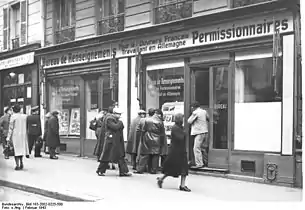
[
  {"left": 97, "top": 158, "right": 129, "bottom": 174},
  {"left": 137, "top": 154, "right": 159, "bottom": 173},
  {"left": 193, "top": 133, "right": 209, "bottom": 167},
  {"left": 28, "top": 134, "right": 39, "bottom": 155}
]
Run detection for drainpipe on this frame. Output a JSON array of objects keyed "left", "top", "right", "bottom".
[{"left": 301, "top": 0, "right": 304, "bottom": 154}]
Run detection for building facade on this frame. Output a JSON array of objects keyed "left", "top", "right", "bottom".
[
  {"left": 0, "top": 0, "right": 41, "bottom": 116},
  {"left": 35, "top": 0, "right": 302, "bottom": 187}
]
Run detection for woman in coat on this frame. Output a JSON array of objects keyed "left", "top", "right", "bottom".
[
  {"left": 46, "top": 111, "right": 60, "bottom": 159},
  {"left": 6, "top": 105, "right": 29, "bottom": 170},
  {"left": 93, "top": 110, "right": 106, "bottom": 159},
  {"left": 157, "top": 113, "right": 191, "bottom": 192},
  {"left": 43, "top": 112, "right": 52, "bottom": 154}
]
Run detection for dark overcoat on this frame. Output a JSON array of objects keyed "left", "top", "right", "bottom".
[
  {"left": 162, "top": 124, "right": 188, "bottom": 177},
  {"left": 98, "top": 114, "right": 125, "bottom": 163},
  {"left": 139, "top": 115, "right": 166, "bottom": 155},
  {"left": 46, "top": 116, "right": 60, "bottom": 148},
  {"left": 43, "top": 120, "right": 49, "bottom": 143},
  {"left": 27, "top": 114, "right": 42, "bottom": 136},
  {"left": 126, "top": 116, "right": 142, "bottom": 154},
  {"left": 93, "top": 117, "right": 105, "bottom": 158}
]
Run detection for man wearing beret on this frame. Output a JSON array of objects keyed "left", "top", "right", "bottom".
[{"left": 26, "top": 106, "right": 42, "bottom": 157}]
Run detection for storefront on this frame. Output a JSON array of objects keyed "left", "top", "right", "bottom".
[
  {"left": 0, "top": 44, "right": 40, "bottom": 116},
  {"left": 38, "top": 44, "right": 117, "bottom": 157},
  {"left": 115, "top": 8, "right": 300, "bottom": 187}
]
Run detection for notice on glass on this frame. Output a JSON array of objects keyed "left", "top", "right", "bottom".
[
  {"left": 86, "top": 109, "right": 99, "bottom": 140},
  {"left": 27, "top": 87, "right": 32, "bottom": 98},
  {"left": 26, "top": 105, "right": 31, "bottom": 115},
  {"left": 69, "top": 108, "right": 80, "bottom": 135},
  {"left": 18, "top": 73, "right": 24, "bottom": 84},
  {"left": 59, "top": 109, "right": 70, "bottom": 136}
]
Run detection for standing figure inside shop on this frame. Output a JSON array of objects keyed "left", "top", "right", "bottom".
[
  {"left": 126, "top": 110, "right": 146, "bottom": 170},
  {"left": 187, "top": 102, "right": 209, "bottom": 168},
  {"left": 27, "top": 106, "right": 42, "bottom": 157},
  {"left": 157, "top": 113, "right": 191, "bottom": 192},
  {"left": 46, "top": 111, "right": 61, "bottom": 160},
  {"left": 135, "top": 109, "right": 166, "bottom": 174},
  {"left": 6, "top": 105, "right": 30, "bottom": 170},
  {"left": 0, "top": 107, "right": 12, "bottom": 159},
  {"left": 96, "top": 108, "right": 131, "bottom": 177},
  {"left": 43, "top": 112, "right": 52, "bottom": 154}
]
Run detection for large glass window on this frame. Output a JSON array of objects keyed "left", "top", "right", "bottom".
[
  {"left": 49, "top": 77, "right": 81, "bottom": 137},
  {"left": 234, "top": 53, "right": 283, "bottom": 152},
  {"left": 85, "top": 79, "right": 99, "bottom": 140},
  {"left": 146, "top": 67, "right": 184, "bottom": 141}
]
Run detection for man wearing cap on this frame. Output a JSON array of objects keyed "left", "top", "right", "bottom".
[
  {"left": 126, "top": 109, "right": 146, "bottom": 170},
  {"left": 46, "top": 111, "right": 60, "bottom": 159},
  {"left": 26, "top": 106, "right": 42, "bottom": 157},
  {"left": 96, "top": 107, "right": 131, "bottom": 177},
  {"left": 0, "top": 107, "right": 12, "bottom": 159}
]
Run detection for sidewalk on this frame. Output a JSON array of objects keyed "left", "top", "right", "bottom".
[{"left": 0, "top": 151, "right": 302, "bottom": 202}]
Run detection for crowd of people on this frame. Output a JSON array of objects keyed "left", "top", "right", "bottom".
[
  {"left": 0, "top": 104, "right": 61, "bottom": 170},
  {"left": 0, "top": 101, "right": 209, "bottom": 192}
]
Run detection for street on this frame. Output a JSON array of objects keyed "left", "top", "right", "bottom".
[
  {"left": 0, "top": 186, "right": 58, "bottom": 202},
  {"left": 0, "top": 149, "right": 302, "bottom": 202}
]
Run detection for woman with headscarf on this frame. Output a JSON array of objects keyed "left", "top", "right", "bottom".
[
  {"left": 157, "top": 113, "right": 191, "bottom": 192},
  {"left": 6, "top": 105, "right": 29, "bottom": 170}
]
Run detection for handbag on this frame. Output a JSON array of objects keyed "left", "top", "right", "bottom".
[
  {"left": 89, "top": 118, "right": 97, "bottom": 131},
  {"left": 35, "top": 136, "right": 43, "bottom": 150},
  {"left": 5, "top": 140, "right": 14, "bottom": 157}
]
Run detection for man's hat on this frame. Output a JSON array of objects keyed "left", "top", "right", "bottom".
[
  {"left": 31, "top": 106, "right": 39, "bottom": 111},
  {"left": 113, "top": 107, "right": 123, "bottom": 114},
  {"left": 138, "top": 110, "right": 146, "bottom": 114}
]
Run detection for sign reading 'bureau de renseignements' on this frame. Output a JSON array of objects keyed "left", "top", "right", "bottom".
[{"left": 41, "top": 12, "right": 293, "bottom": 69}]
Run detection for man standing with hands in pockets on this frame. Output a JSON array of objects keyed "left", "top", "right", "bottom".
[{"left": 187, "top": 102, "right": 209, "bottom": 169}]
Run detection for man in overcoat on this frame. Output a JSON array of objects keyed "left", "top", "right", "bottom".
[
  {"left": 46, "top": 111, "right": 60, "bottom": 159},
  {"left": 0, "top": 107, "right": 12, "bottom": 159},
  {"left": 136, "top": 109, "right": 166, "bottom": 174},
  {"left": 126, "top": 110, "right": 146, "bottom": 170},
  {"left": 96, "top": 108, "right": 131, "bottom": 177},
  {"left": 26, "top": 106, "right": 42, "bottom": 157}
]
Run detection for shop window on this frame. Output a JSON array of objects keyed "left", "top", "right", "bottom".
[
  {"left": 49, "top": 77, "right": 81, "bottom": 137},
  {"left": 85, "top": 79, "right": 99, "bottom": 140},
  {"left": 146, "top": 67, "right": 184, "bottom": 139},
  {"left": 154, "top": 0, "right": 193, "bottom": 24},
  {"left": 232, "top": 0, "right": 272, "bottom": 8},
  {"left": 54, "top": 0, "right": 76, "bottom": 44},
  {"left": 234, "top": 53, "right": 283, "bottom": 152},
  {"left": 96, "top": 0, "right": 125, "bottom": 35}
]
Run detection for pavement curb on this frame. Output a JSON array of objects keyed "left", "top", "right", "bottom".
[{"left": 0, "top": 180, "right": 96, "bottom": 202}]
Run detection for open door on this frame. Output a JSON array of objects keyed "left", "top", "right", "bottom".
[{"left": 191, "top": 64, "right": 230, "bottom": 170}]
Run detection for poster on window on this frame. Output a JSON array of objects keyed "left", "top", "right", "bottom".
[
  {"left": 59, "top": 109, "right": 70, "bottom": 136},
  {"left": 86, "top": 109, "right": 99, "bottom": 140},
  {"left": 161, "top": 101, "right": 184, "bottom": 144},
  {"left": 26, "top": 105, "right": 31, "bottom": 115},
  {"left": 69, "top": 108, "right": 80, "bottom": 135}
]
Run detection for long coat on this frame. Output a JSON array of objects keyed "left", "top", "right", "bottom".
[
  {"left": 93, "top": 116, "right": 106, "bottom": 159},
  {"left": 126, "top": 116, "right": 142, "bottom": 154},
  {"left": 162, "top": 124, "right": 188, "bottom": 177},
  {"left": 46, "top": 116, "right": 60, "bottom": 148},
  {"left": 0, "top": 113, "right": 10, "bottom": 138},
  {"left": 6, "top": 113, "right": 29, "bottom": 157},
  {"left": 139, "top": 115, "right": 166, "bottom": 155},
  {"left": 99, "top": 114, "right": 125, "bottom": 163},
  {"left": 43, "top": 119, "right": 49, "bottom": 143}
]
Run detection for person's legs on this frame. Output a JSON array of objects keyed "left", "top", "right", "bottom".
[
  {"left": 150, "top": 154, "right": 160, "bottom": 174},
  {"left": 14, "top": 156, "right": 21, "bottom": 170},
  {"left": 20, "top": 156, "right": 24, "bottom": 169},
  {"left": 157, "top": 175, "right": 168, "bottom": 188},
  {"left": 34, "top": 135, "right": 42, "bottom": 157},
  {"left": 49, "top": 147, "right": 58, "bottom": 159},
  {"left": 136, "top": 154, "right": 149, "bottom": 173},
  {"left": 2, "top": 136, "right": 9, "bottom": 159},
  {"left": 96, "top": 161, "right": 109, "bottom": 176},
  {"left": 131, "top": 154, "right": 137, "bottom": 170},
  {"left": 28, "top": 134, "right": 35, "bottom": 155},
  {"left": 201, "top": 133, "right": 209, "bottom": 166},
  {"left": 118, "top": 158, "right": 131, "bottom": 176},
  {"left": 179, "top": 176, "right": 191, "bottom": 191},
  {"left": 193, "top": 134, "right": 204, "bottom": 167}
]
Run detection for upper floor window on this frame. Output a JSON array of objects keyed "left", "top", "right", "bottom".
[
  {"left": 96, "top": 0, "right": 125, "bottom": 35},
  {"left": 154, "top": 0, "right": 193, "bottom": 24},
  {"left": 232, "top": 0, "right": 273, "bottom": 8},
  {"left": 2, "top": 0, "right": 27, "bottom": 50},
  {"left": 54, "top": 0, "right": 76, "bottom": 44}
]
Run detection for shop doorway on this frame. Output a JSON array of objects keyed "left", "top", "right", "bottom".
[{"left": 190, "top": 65, "right": 230, "bottom": 170}]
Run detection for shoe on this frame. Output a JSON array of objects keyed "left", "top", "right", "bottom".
[
  {"left": 157, "top": 177, "right": 163, "bottom": 188},
  {"left": 150, "top": 171, "right": 157, "bottom": 174},
  {"left": 134, "top": 171, "right": 143, "bottom": 174},
  {"left": 119, "top": 173, "right": 132, "bottom": 177},
  {"left": 50, "top": 156, "right": 58, "bottom": 160},
  {"left": 179, "top": 186, "right": 191, "bottom": 192},
  {"left": 20, "top": 163, "right": 24, "bottom": 170},
  {"left": 4, "top": 156, "right": 9, "bottom": 159},
  {"left": 14, "top": 166, "right": 21, "bottom": 171},
  {"left": 34, "top": 154, "right": 42, "bottom": 158},
  {"left": 25, "top": 155, "right": 30, "bottom": 158},
  {"left": 96, "top": 171, "right": 105, "bottom": 176}
]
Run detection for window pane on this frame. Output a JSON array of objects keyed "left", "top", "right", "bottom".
[
  {"left": 235, "top": 57, "right": 282, "bottom": 103},
  {"left": 195, "top": 70, "right": 209, "bottom": 106},
  {"left": 146, "top": 67, "right": 184, "bottom": 139}
]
